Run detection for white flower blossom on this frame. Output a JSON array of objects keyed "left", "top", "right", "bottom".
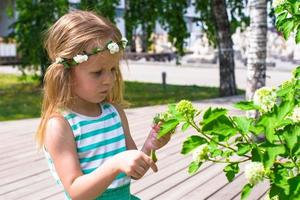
[
  {"left": 107, "top": 42, "right": 120, "bottom": 54},
  {"left": 245, "top": 162, "right": 265, "bottom": 185},
  {"left": 264, "top": 193, "right": 279, "bottom": 200},
  {"left": 253, "top": 87, "right": 277, "bottom": 113},
  {"left": 272, "top": 0, "right": 285, "bottom": 8},
  {"left": 290, "top": 106, "right": 300, "bottom": 123},
  {"left": 121, "top": 37, "right": 128, "bottom": 49},
  {"left": 73, "top": 54, "right": 88, "bottom": 63},
  {"left": 55, "top": 57, "right": 64, "bottom": 64},
  {"left": 192, "top": 144, "right": 209, "bottom": 163}
]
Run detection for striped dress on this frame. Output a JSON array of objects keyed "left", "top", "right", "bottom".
[{"left": 44, "top": 103, "right": 140, "bottom": 200}]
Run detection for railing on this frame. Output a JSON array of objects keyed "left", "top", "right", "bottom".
[{"left": 125, "top": 52, "right": 177, "bottom": 62}]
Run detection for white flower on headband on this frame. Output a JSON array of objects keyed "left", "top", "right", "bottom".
[
  {"left": 121, "top": 37, "right": 128, "bottom": 49},
  {"left": 55, "top": 57, "right": 64, "bottom": 64},
  {"left": 107, "top": 42, "right": 119, "bottom": 54},
  {"left": 73, "top": 54, "right": 88, "bottom": 63}
]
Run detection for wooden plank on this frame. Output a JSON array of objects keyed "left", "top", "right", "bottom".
[
  {"left": 231, "top": 181, "right": 269, "bottom": 200},
  {"left": 1, "top": 178, "right": 56, "bottom": 199},
  {"left": 182, "top": 169, "right": 230, "bottom": 200},
  {"left": 17, "top": 183, "right": 63, "bottom": 200},
  {"left": 0, "top": 97, "right": 253, "bottom": 200},
  {"left": 0, "top": 171, "right": 50, "bottom": 195},
  {"left": 41, "top": 192, "right": 65, "bottom": 200},
  {"left": 154, "top": 163, "right": 226, "bottom": 200}
]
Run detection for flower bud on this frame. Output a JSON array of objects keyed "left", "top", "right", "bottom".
[
  {"left": 192, "top": 144, "right": 209, "bottom": 163},
  {"left": 253, "top": 87, "right": 277, "bottom": 113},
  {"left": 245, "top": 162, "right": 265, "bottom": 185},
  {"left": 176, "top": 100, "right": 196, "bottom": 116}
]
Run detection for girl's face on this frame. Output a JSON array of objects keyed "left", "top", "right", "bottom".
[{"left": 71, "top": 50, "right": 121, "bottom": 106}]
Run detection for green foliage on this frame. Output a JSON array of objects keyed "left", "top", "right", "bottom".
[
  {"left": 188, "top": 161, "right": 202, "bottom": 174},
  {"left": 124, "top": 0, "right": 160, "bottom": 50},
  {"left": 274, "top": 0, "right": 300, "bottom": 43},
  {"left": 158, "top": 0, "right": 190, "bottom": 56},
  {"left": 153, "top": 66, "right": 300, "bottom": 199},
  {"left": 223, "top": 163, "right": 239, "bottom": 182},
  {"left": 80, "top": 0, "right": 119, "bottom": 23},
  {"left": 194, "top": 0, "right": 250, "bottom": 46},
  {"left": 124, "top": 0, "right": 189, "bottom": 55},
  {"left": 181, "top": 135, "right": 207, "bottom": 155},
  {"left": 241, "top": 183, "right": 253, "bottom": 200},
  {"left": 7, "top": 0, "right": 69, "bottom": 78}
]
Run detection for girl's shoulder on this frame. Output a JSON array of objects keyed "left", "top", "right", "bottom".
[
  {"left": 45, "top": 112, "right": 73, "bottom": 145},
  {"left": 108, "top": 103, "right": 126, "bottom": 118}
]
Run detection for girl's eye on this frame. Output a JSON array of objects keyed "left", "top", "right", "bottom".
[
  {"left": 93, "top": 71, "right": 102, "bottom": 75},
  {"left": 111, "top": 67, "right": 116, "bottom": 72}
]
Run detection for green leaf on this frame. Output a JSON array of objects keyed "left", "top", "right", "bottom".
[
  {"left": 251, "top": 148, "right": 263, "bottom": 162},
  {"left": 167, "top": 103, "right": 177, "bottom": 116},
  {"left": 296, "top": 28, "right": 300, "bottom": 44},
  {"left": 181, "top": 122, "right": 190, "bottom": 132},
  {"left": 276, "top": 100, "right": 294, "bottom": 122},
  {"left": 261, "top": 117, "right": 277, "bottom": 143},
  {"left": 249, "top": 125, "right": 264, "bottom": 136},
  {"left": 210, "top": 148, "right": 223, "bottom": 158},
  {"left": 275, "top": 5, "right": 285, "bottom": 14},
  {"left": 202, "top": 107, "right": 228, "bottom": 125},
  {"left": 269, "top": 183, "right": 289, "bottom": 200},
  {"left": 150, "top": 150, "right": 157, "bottom": 162},
  {"left": 277, "top": 82, "right": 294, "bottom": 97},
  {"left": 288, "top": 175, "right": 300, "bottom": 199},
  {"left": 223, "top": 163, "right": 239, "bottom": 182},
  {"left": 157, "top": 119, "right": 179, "bottom": 139},
  {"left": 234, "top": 101, "right": 259, "bottom": 111},
  {"left": 181, "top": 135, "right": 207, "bottom": 155},
  {"left": 276, "top": 11, "right": 288, "bottom": 23},
  {"left": 202, "top": 115, "right": 237, "bottom": 137},
  {"left": 282, "top": 125, "right": 299, "bottom": 153},
  {"left": 263, "top": 146, "right": 286, "bottom": 169},
  {"left": 282, "top": 18, "right": 295, "bottom": 40},
  {"left": 188, "top": 161, "right": 202, "bottom": 175},
  {"left": 233, "top": 116, "right": 252, "bottom": 135},
  {"left": 241, "top": 183, "right": 253, "bottom": 200},
  {"left": 237, "top": 143, "right": 251, "bottom": 156}
]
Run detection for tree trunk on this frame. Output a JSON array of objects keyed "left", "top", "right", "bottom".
[
  {"left": 141, "top": 25, "right": 148, "bottom": 52},
  {"left": 246, "top": 0, "right": 267, "bottom": 100},
  {"left": 211, "top": 0, "right": 237, "bottom": 97}
]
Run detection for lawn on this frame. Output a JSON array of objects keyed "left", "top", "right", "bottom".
[{"left": 0, "top": 73, "right": 243, "bottom": 121}]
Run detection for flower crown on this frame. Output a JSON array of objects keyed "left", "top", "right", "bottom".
[{"left": 54, "top": 37, "right": 128, "bottom": 68}]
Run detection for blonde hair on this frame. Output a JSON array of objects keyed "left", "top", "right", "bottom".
[{"left": 36, "top": 10, "right": 126, "bottom": 148}]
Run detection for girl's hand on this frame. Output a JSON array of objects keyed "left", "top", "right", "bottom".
[
  {"left": 114, "top": 150, "right": 158, "bottom": 180},
  {"left": 144, "top": 124, "right": 171, "bottom": 151}
]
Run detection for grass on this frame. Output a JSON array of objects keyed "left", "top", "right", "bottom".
[{"left": 0, "top": 73, "right": 243, "bottom": 121}]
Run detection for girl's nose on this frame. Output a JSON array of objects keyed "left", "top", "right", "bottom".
[{"left": 102, "top": 71, "right": 114, "bottom": 85}]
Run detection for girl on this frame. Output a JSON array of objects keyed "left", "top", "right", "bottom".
[{"left": 36, "top": 10, "right": 170, "bottom": 200}]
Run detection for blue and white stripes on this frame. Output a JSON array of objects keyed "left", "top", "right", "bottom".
[{"left": 44, "top": 103, "right": 130, "bottom": 195}]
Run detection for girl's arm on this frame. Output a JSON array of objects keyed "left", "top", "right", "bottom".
[
  {"left": 45, "top": 116, "right": 119, "bottom": 200},
  {"left": 112, "top": 104, "right": 169, "bottom": 156},
  {"left": 45, "top": 115, "right": 157, "bottom": 200},
  {"left": 112, "top": 103, "right": 138, "bottom": 150}
]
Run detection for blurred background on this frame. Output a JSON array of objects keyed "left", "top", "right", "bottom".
[{"left": 0, "top": 0, "right": 298, "bottom": 121}]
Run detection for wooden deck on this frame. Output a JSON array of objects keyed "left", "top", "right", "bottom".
[{"left": 0, "top": 96, "right": 269, "bottom": 200}]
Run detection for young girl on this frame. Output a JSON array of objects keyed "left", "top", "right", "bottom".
[{"left": 36, "top": 10, "right": 170, "bottom": 200}]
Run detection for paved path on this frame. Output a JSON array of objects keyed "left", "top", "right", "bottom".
[
  {"left": 120, "top": 60, "right": 294, "bottom": 90},
  {"left": 0, "top": 96, "right": 269, "bottom": 200},
  {"left": 1, "top": 58, "right": 296, "bottom": 90}
]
